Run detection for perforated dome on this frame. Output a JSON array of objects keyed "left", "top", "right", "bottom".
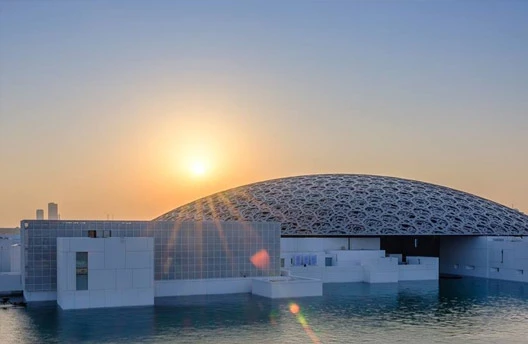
[{"left": 155, "top": 174, "right": 528, "bottom": 236}]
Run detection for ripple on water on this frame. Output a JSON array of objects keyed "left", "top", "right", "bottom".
[{"left": 1, "top": 278, "right": 528, "bottom": 344}]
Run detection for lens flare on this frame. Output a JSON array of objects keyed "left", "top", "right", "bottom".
[
  {"left": 289, "top": 302, "right": 321, "bottom": 344},
  {"left": 289, "top": 303, "right": 300, "bottom": 314},
  {"left": 250, "top": 249, "right": 270, "bottom": 269}
]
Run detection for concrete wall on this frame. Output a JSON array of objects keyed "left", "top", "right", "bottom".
[
  {"left": 286, "top": 254, "right": 437, "bottom": 283},
  {"left": 330, "top": 250, "right": 386, "bottom": 266},
  {"left": 0, "top": 240, "right": 13, "bottom": 272},
  {"left": 281, "top": 238, "right": 348, "bottom": 252},
  {"left": 0, "top": 273, "right": 21, "bottom": 293},
  {"left": 24, "top": 291, "right": 57, "bottom": 301},
  {"left": 440, "top": 236, "right": 528, "bottom": 283},
  {"left": 252, "top": 276, "right": 322, "bottom": 298},
  {"left": 280, "top": 237, "right": 380, "bottom": 252},
  {"left": 0, "top": 242, "right": 22, "bottom": 294},
  {"left": 288, "top": 259, "right": 402, "bottom": 284},
  {"left": 280, "top": 238, "right": 383, "bottom": 272},
  {"left": 350, "top": 238, "right": 380, "bottom": 250},
  {"left": 287, "top": 266, "right": 365, "bottom": 283},
  {"left": 10, "top": 244, "right": 21, "bottom": 273},
  {"left": 155, "top": 278, "right": 252, "bottom": 297},
  {"left": 362, "top": 257, "right": 399, "bottom": 283},
  {"left": 56, "top": 237, "right": 154, "bottom": 309},
  {"left": 281, "top": 238, "right": 438, "bottom": 284},
  {"left": 399, "top": 257, "right": 439, "bottom": 281}
]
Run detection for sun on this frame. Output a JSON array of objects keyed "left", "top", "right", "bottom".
[{"left": 190, "top": 160, "right": 207, "bottom": 176}]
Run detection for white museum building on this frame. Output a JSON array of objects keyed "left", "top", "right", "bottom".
[{"left": 3, "top": 174, "right": 528, "bottom": 309}]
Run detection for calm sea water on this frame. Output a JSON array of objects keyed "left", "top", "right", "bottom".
[{"left": 2, "top": 278, "right": 528, "bottom": 344}]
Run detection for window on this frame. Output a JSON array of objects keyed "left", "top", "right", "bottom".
[
  {"left": 87, "top": 230, "right": 96, "bottom": 238},
  {"left": 280, "top": 258, "right": 285, "bottom": 268},
  {"left": 325, "top": 257, "right": 333, "bottom": 267},
  {"left": 103, "top": 230, "right": 112, "bottom": 238},
  {"left": 76, "top": 252, "right": 88, "bottom": 290}
]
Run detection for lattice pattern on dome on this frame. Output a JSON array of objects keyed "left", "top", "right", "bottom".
[{"left": 155, "top": 174, "right": 528, "bottom": 236}]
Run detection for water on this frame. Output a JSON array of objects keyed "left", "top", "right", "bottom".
[{"left": 2, "top": 278, "right": 528, "bottom": 344}]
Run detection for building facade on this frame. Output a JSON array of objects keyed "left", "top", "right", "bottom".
[
  {"left": 56, "top": 236, "right": 154, "bottom": 309},
  {"left": 20, "top": 220, "right": 281, "bottom": 302},
  {"left": 155, "top": 174, "right": 528, "bottom": 284},
  {"left": 48, "top": 203, "right": 58, "bottom": 220}
]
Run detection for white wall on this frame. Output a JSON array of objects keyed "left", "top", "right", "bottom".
[
  {"left": 281, "top": 237, "right": 348, "bottom": 252},
  {"left": 0, "top": 240, "right": 13, "bottom": 272},
  {"left": 399, "top": 257, "right": 439, "bottom": 281},
  {"left": 23, "top": 291, "right": 57, "bottom": 302},
  {"left": 155, "top": 278, "right": 252, "bottom": 297},
  {"left": 440, "top": 236, "right": 528, "bottom": 283},
  {"left": 57, "top": 237, "right": 154, "bottom": 309},
  {"left": 10, "top": 244, "right": 21, "bottom": 273},
  {"left": 281, "top": 237, "right": 381, "bottom": 252},
  {"left": 252, "top": 276, "right": 322, "bottom": 298},
  {"left": 280, "top": 238, "right": 383, "bottom": 271},
  {"left": 330, "top": 250, "right": 386, "bottom": 266},
  {"left": 288, "top": 266, "right": 365, "bottom": 282},
  {"left": 281, "top": 240, "right": 438, "bottom": 283},
  {"left": 350, "top": 238, "right": 380, "bottom": 250},
  {"left": 362, "top": 257, "right": 399, "bottom": 283},
  {"left": 0, "top": 273, "right": 21, "bottom": 293}
]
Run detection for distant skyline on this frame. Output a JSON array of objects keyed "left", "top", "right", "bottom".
[{"left": 1, "top": 1, "right": 527, "bottom": 227}]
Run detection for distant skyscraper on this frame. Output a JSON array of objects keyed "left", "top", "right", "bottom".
[
  {"left": 48, "top": 203, "right": 58, "bottom": 220},
  {"left": 36, "top": 209, "right": 44, "bottom": 220}
]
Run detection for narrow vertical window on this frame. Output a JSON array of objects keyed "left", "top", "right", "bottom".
[
  {"left": 76, "top": 252, "right": 88, "bottom": 290},
  {"left": 325, "top": 257, "right": 333, "bottom": 267}
]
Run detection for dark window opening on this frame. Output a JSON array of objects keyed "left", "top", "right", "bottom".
[
  {"left": 325, "top": 257, "right": 333, "bottom": 267},
  {"left": 76, "top": 252, "right": 88, "bottom": 290}
]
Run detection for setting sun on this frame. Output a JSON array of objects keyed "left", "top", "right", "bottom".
[{"left": 190, "top": 160, "right": 207, "bottom": 176}]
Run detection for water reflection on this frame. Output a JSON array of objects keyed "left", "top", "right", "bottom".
[{"left": 1, "top": 278, "right": 528, "bottom": 344}]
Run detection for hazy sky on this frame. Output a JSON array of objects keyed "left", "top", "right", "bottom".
[{"left": 1, "top": 1, "right": 527, "bottom": 227}]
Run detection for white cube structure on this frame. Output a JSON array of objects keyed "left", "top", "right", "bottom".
[
  {"left": 252, "top": 276, "right": 323, "bottom": 298},
  {"left": 57, "top": 237, "right": 154, "bottom": 310}
]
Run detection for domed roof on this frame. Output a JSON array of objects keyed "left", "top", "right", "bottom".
[{"left": 155, "top": 174, "right": 528, "bottom": 236}]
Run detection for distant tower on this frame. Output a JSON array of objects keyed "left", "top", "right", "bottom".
[
  {"left": 48, "top": 202, "right": 59, "bottom": 220},
  {"left": 36, "top": 209, "right": 44, "bottom": 220}
]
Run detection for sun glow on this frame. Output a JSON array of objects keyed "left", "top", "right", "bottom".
[{"left": 190, "top": 160, "right": 208, "bottom": 176}]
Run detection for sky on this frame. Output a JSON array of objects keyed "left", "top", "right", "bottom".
[{"left": 0, "top": 1, "right": 527, "bottom": 227}]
